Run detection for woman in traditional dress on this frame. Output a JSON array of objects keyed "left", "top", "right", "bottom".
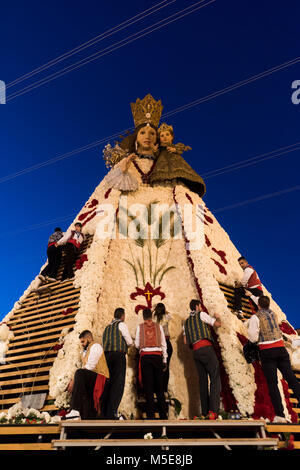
[{"left": 153, "top": 302, "right": 173, "bottom": 397}]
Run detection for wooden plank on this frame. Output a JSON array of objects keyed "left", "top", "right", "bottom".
[
  {"left": 9, "top": 317, "right": 76, "bottom": 336},
  {"left": 6, "top": 341, "right": 61, "bottom": 356},
  {"left": 2, "top": 350, "right": 57, "bottom": 363},
  {"left": 0, "top": 358, "right": 54, "bottom": 371},
  {"left": 0, "top": 401, "right": 58, "bottom": 411},
  {"left": 14, "top": 288, "right": 79, "bottom": 314},
  {"left": 0, "top": 443, "right": 53, "bottom": 450},
  {"left": 0, "top": 374, "right": 49, "bottom": 386},
  {"left": 9, "top": 309, "right": 76, "bottom": 335},
  {"left": 52, "top": 437, "right": 277, "bottom": 448},
  {"left": 14, "top": 288, "right": 80, "bottom": 311},
  {"left": 0, "top": 385, "right": 50, "bottom": 397},
  {"left": 0, "top": 394, "right": 52, "bottom": 406},
  {"left": 266, "top": 424, "right": 300, "bottom": 432},
  {"left": 9, "top": 306, "right": 78, "bottom": 329},
  {"left": 8, "top": 325, "right": 74, "bottom": 343},
  {"left": 9, "top": 293, "right": 80, "bottom": 321},
  {"left": 7, "top": 298, "right": 79, "bottom": 326},
  {"left": 0, "top": 425, "right": 59, "bottom": 435},
  {"left": 9, "top": 333, "right": 61, "bottom": 349},
  {"left": 0, "top": 424, "right": 60, "bottom": 436},
  {"left": 0, "top": 366, "right": 51, "bottom": 379}
]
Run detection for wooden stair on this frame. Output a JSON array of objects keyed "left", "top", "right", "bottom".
[
  {"left": 0, "top": 235, "right": 92, "bottom": 412},
  {"left": 0, "top": 424, "right": 60, "bottom": 450},
  {"left": 219, "top": 282, "right": 254, "bottom": 319},
  {"left": 52, "top": 419, "right": 278, "bottom": 450}
]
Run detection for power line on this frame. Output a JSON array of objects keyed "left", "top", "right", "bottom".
[
  {"left": 163, "top": 57, "right": 300, "bottom": 118},
  {"left": 0, "top": 214, "right": 77, "bottom": 238},
  {"left": 212, "top": 185, "right": 300, "bottom": 213},
  {"left": 6, "top": 0, "right": 215, "bottom": 102},
  {"left": 2, "top": 184, "right": 300, "bottom": 238},
  {"left": 6, "top": 0, "right": 176, "bottom": 90},
  {"left": 2, "top": 57, "right": 299, "bottom": 183},
  {"left": 202, "top": 142, "right": 300, "bottom": 179}
]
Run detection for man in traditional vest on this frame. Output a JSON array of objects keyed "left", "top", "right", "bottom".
[
  {"left": 233, "top": 256, "right": 263, "bottom": 319},
  {"left": 248, "top": 295, "right": 300, "bottom": 423},
  {"left": 183, "top": 299, "right": 221, "bottom": 419},
  {"left": 56, "top": 222, "right": 84, "bottom": 282},
  {"left": 135, "top": 308, "right": 168, "bottom": 420},
  {"left": 38, "top": 227, "right": 64, "bottom": 282},
  {"left": 65, "top": 330, "right": 109, "bottom": 420},
  {"left": 101, "top": 308, "right": 133, "bottom": 419}
]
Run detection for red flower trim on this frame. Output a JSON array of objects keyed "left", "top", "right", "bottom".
[
  {"left": 279, "top": 321, "right": 297, "bottom": 336},
  {"left": 52, "top": 343, "right": 64, "bottom": 351},
  {"left": 281, "top": 378, "right": 298, "bottom": 423},
  {"left": 105, "top": 188, "right": 112, "bottom": 199},
  {"left": 88, "top": 199, "right": 98, "bottom": 208},
  {"left": 205, "top": 235, "right": 211, "bottom": 247},
  {"left": 211, "top": 258, "right": 227, "bottom": 275},
  {"left": 81, "top": 210, "right": 97, "bottom": 228},
  {"left": 185, "top": 193, "right": 194, "bottom": 205},
  {"left": 78, "top": 208, "right": 96, "bottom": 221},
  {"left": 76, "top": 254, "right": 88, "bottom": 270},
  {"left": 212, "top": 248, "right": 228, "bottom": 264},
  {"left": 61, "top": 307, "right": 74, "bottom": 316}
]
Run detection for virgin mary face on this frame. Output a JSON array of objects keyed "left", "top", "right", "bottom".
[{"left": 136, "top": 125, "right": 157, "bottom": 152}]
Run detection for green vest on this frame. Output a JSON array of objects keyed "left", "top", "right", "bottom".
[
  {"left": 103, "top": 320, "right": 128, "bottom": 353},
  {"left": 185, "top": 311, "right": 213, "bottom": 346}
]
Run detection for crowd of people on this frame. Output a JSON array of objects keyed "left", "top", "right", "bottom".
[{"left": 39, "top": 227, "right": 300, "bottom": 422}]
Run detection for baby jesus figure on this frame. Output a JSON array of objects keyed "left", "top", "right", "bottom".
[{"left": 158, "top": 122, "right": 191, "bottom": 154}]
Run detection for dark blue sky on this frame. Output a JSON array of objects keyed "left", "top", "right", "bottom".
[{"left": 1, "top": 0, "right": 299, "bottom": 326}]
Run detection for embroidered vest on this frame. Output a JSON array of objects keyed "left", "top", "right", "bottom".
[
  {"left": 246, "top": 265, "right": 262, "bottom": 289},
  {"left": 256, "top": 309, "right": 282, "bottom": 343},
  {"left": 185, "top": 311, "right": 213, "bottom": 346},
  {"left": 102, "top": 320, "right": 128, "bottom": 353},
  {"left": 82, "top": 342, "right": 109, "bottom": 378},
  {"left": 139, "top": 321, "right": 162, "bottom": 349}
]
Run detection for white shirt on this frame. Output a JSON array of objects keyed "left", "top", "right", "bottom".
[
  {"left": 117, "top": 321, "right": 133, "bottom": 347},
  {"left": 182, "top": 311, "right": 216, "bottom": 336},
  {"left": 241, "top": 266, "right": 255, "bottom": 287},
  {"left": 82, "top": 343, "right": 103, "bottom": 371},
  {"left": 135, "top": 324, "right": 168, "bottom": 363},
  {"left": 57, "top": 229, "right": 84, "bottom": 246},
  {"left": 247, "top": 314, "right": 283, "bottom": 346}
]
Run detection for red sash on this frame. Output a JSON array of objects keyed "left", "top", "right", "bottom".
[
  {"left": 93, "top": 374, "right": 107, "bottom": 413},
  {"left": 192, "top": 339, "right": 212, "bottom": 350},
  {"left": 259, "top": 339, "right": 284, "bottom": 350}
]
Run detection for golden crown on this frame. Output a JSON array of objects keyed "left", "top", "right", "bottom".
[
  {"left": 130, "top": 94, "right": 163, "bottom": 129},
  {"left": 158, "top": 122, "right": 174, "bottom": 134}
]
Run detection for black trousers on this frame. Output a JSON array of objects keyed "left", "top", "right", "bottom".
[
  {"left": 100, "top": 352, "right": 126, "bottom": 419},
  {"left": 70, "top": 368, "right": 97, "bottom": 419},
  {"left": 61, "top": 243, "right": 79, "bottom": 280},
  {"left": 193, "top": 345, "right": 221, "bottom": 416},
  {"left": 233, "top": 286, "right": 263, "bottom": 312},
  {"left": 41, "top": 245, "right": 62, "bottom": 279},
  {"left": 259, "top": 347, "right": 300, "bottom": 417},
  {"left": 141, "top": 355, "right": 168, "bottom": 419},
  {"left": 163, "top": 338, "right": 173, "bottom": 393}
]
